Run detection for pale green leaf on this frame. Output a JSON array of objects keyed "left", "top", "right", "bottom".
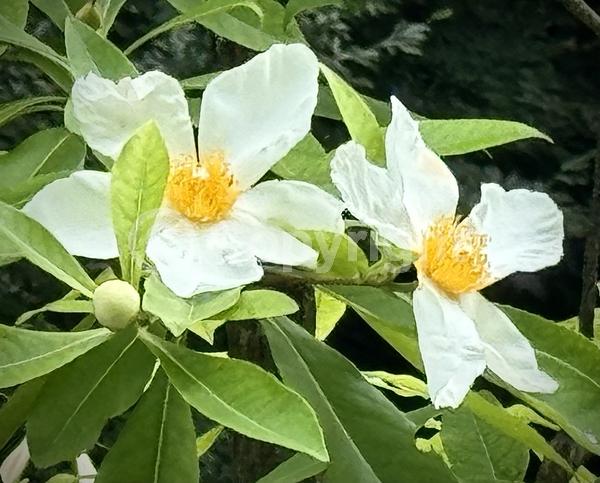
[
  {"left": 0, "top": 379, "right": 45, "bottom": 449},
  {"left": 125, "top": 0, "right": 263, "bottom": 54},
  {"left": 0, "top": 15, "right": 70, "bottom": 71},
  {"left": 111, "top": 122, "right": 169, "bottom": 288},
  {"left": 261, "top": 316, "right": 457, "bottom": 482},
  {"left": 139, "top": 330, "right": 329, "bottom": 462},
  {"left": 315, "top": 287, "right": 345, "bottom": 341},
  {"left": 196, "top": 426, "right": 224, "bottom": 457},
  {"left": 95, "top": 370, "right": 199, "bottom": 483},
  {"left": 16, "top": 299, "right": 93, "bottom": 326},
  {"left": 0, "top": 201, "right": 97, "bottom": 297},
  {"left": 0, "top": 325, "right": 110, "bottom": 388},
  {"left": 180, "top": 71, "right": 220, "bottom": 90},
  {"left": 0, "top": 128, "right": 85, "bottom": 186},
  {"left": 419, "top": 119, "right": 552, "bottom": 156},
  {"left": 271, "top": 134, "right": 336, "bottom": 195},
  {"left": 65, "top": 15, "right": 137, "bottom": 79},
  {"left": 30, "top": 0, "right": 72, "bottom": 30},
  {"left": 362, "top": 371, "right": 428, "bottom": 399},
  {"left": 319, "top": 63, "right": 385, "bottom": 163},
  {"left": 208, "top": 289, "right": 299, "bottom": 321},
  {"left": 257, "top": 453, "right": 327, "bottom": 483},
  {"left": 441, "top": 403, "right": 529, "bottom": 482},
  {"left": 506, "top": 404, "right": 560, "bottom": 431},
  {"left": 27, "top": 327, "right": 156, "bottom": 467},
  {"left": 0, "top": 96, "right": 65, "bottom": 128},
  {"left": 142, "top": 273, "right": 241, "bottom": 337},
  {"left": 5, "top": 49, "right": 74, "bottom": 92},
  {"left": 96, "top": 0, "right": 128, "bottom": 36}
]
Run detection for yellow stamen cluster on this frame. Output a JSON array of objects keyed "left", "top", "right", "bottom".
[
  {"left": 416, "top": 215, "right": 491, "bottom": 295},
  {"left": 165, "top": 151, "right": 238, "bottom": 223}
]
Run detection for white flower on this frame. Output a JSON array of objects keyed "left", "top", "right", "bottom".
[
  {"left": 330, "top": 97, "right": 563, "bottom": 409},
  {"left": 23, "top": 44, "right": 344, "bottom": 297}
]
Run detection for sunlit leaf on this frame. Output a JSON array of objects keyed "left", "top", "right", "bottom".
[
  {"left": 261, "top": 316, "right": 457, "bottom": 482},
  {"left": 0, "top": 201, "right": 97, "bottom": 296},
  {"left": 0, "top": 325, "right": 110, "bottom": 388},
  {"left": 140, "top": 330, "right": 329, "bottom": 462},
  {"left": 419, "top": 119, "right": 552, "bottom": 156},
  {"left": 142, "top": 273, "right": 241, "bottom": 337},
  {"left": 111, "top": 122, "right": 169, "bottom": 288},
  {"left": 95, "top": 370, "right": 198, "bottom": 483},
  {"left": 315, "top": 287, "right": 345, "bottom": 341},
  {"left": 27, "top": 327, "right": 156, "bottom": 467},
  {"left": 363, "top": 371, "right": 428, "bottom": 399},
  {"left": 196, "top": 425, "right": 224, "bottom": 458}
]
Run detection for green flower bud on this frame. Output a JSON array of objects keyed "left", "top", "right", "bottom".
[
  {"left": 93, "top": 280, "right": 140, "bottom": 331},
  {"left": 75, "top": 2, "right": 102, "bottom": 30}
]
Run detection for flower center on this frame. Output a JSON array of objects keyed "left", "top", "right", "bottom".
[
  {"left": 415, "top": 215, "right": 491, "bottom": 295},
  {"left": 165, "top": 151, "right": 239, "bottom": 223}
]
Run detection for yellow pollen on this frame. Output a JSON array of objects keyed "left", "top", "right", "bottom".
[
  {"left": 415, "top": 215, "right": 492, "bottom": 295},
  {"left": 165, "top": 151, "right": 238, "bottom": 222}
]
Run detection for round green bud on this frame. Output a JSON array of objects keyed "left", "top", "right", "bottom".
[
  {"left": 75, "top": 2, "right": 102, "bottom": 30},
  {"left": 93, "top": 280, "right": 140, "bottom": 331}
]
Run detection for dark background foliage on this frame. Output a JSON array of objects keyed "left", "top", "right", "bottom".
[{"left": 1, "top": 0, "right": 599, "bottom": 480}]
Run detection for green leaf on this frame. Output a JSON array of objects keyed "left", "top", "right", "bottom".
[
  {"left": 16, "top": 299, "right": 93, "bottom": 325},
  {"left": 0, "top": 379, "right": 45, "bottom": 449},
  {"left": 209, "top": 289, "right": 299, "bottom": 322},
  {"left": 139, "top": 330, "right": 328, "bottom": 462},
  {"left": 0, "top": 201, "right": 97, "bottom": 296},
  {"left": 440, "top": 403, "right": 529, "bottom": 482},
  {"left": 261, "top": 316, "right": 457, "bottom": 482},
  {"left": 419, "top": 119, "right": 552, "bottom": 156},
  {"left": 29, "top": 0, "right": 72, "bottom": 30},
  {"left": 180, "top": 71, "right": 220, "bottom": 91},
  {"left": 257, "top": 453, "right": 328, "bottom": 483},
  {"left": 0, "top": 128, "right": 85, "bottom": 186},
  {"left": 0, "top": 0, "right": 29, "bottom": 56},
  {"left": 111, "top": 122, "right": 169, "bottom": 288},
  {"left": 65, "top": 15, "right": 137, "bottom": 79},
  {"left": 95, "top": 369, "right": 199, "bottom": 483},
  {"left": 362, "top": 371, "right": 428, "bottom": 399},
  {"left": 142, "top": 273, "right": 241, "bottom": 337},
  {"left": 96, "top": 0, "right": 128, "bottom": 36},
  {"left": 0, "top": 14, "right": 70, "bottom": 71},
  {"left": 4, "top": 49, "right": 74, "bottom": 92},
  {"left": 319, "top": 64, "right": 385, "bottom": 163},
  {"left": 315, "top": 287, "right": 345, "bottom": 341},
  {"left": 27, "top": 327, "right": 156, "bottom": 467},
  {"left": 126, "top": 0, "right": 263, "bottom": 54},
  {"left": 0, "top": 325, "right": 110, "bottom": 388},
  {"left": 0, "top": 171, "right": 73, "bottom": 207},
  {"left": 499, "top": 306, "right": 600, "bottom": 455},
  {"left": 0, "top": 96, "right": 66, "bottom": 128},
  {"left": 324, "top": 286, "right": 573, "bottom": 469},
  {"left": 295, "top": 231, "right": 370, "bottom": 281},
  {"left": 506, "top": 404, "right": 560, "bottom": 431},
  {"left": 196, "top": 425, "right": 224, "bottom": 457},
  {"left": 284, "top": 0, "right": 341, "bottom": 25},
  {"left": 271, "top": 134, "right": 336, "bottom": 195}
]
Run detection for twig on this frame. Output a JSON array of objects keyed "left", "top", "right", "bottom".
[{"left": 559, "top": 0, "right": 600, "bottom": 37}]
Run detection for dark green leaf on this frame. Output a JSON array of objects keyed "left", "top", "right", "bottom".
[
  {"left": 0, "top": 379, "right": 45, "bottom": 449},
  {"left": 95, "top": 370, "right": 199, "bottom": 483},
  {"left": 139, "top": 330, "right": 328, "bottom": 462},
  {"left": 262, "top": 316, "right": 456, "bottom": 482},
  {"left": 111, "top": 122, "right": 169, "bottom": 288},
  {"left": 27, "top": 327, "right": 156, "bottom": 466},
  {"left": 0, "top": 325, "right": 110, "bottom": 388}
]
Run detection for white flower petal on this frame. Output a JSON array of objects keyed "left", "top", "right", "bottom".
[
  {"left": 72, "top": 71, "right": 195, "bottom": 160},
  {"left": 235, "top": 179, "right": 344, "bottom": 234},
  {"left": 467, "top": 183, "right": 564, "bottom": 280},
  {"left": 228, "top": 213, "right": 319, "bottom": 269},
  {"left": 22, "top": 171, "right": 118, "bottom": 259},
  {"left": 197, "top": 44, "right": 319, "bottom": 190},
  {"left": 330, "top": 141, "right": 416, "bottom": 249},
  {"left": 460, "top": 291, "right": 558, "bottom": 393},
  {"left": 385, "top": 97, "right": 458, "bottom": 239},
  {"left": 146, "top": 211, "right": 263, "bottom": 297},
  {"left": 413, "top": 278, "right": 486, "bottom": 408}
]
